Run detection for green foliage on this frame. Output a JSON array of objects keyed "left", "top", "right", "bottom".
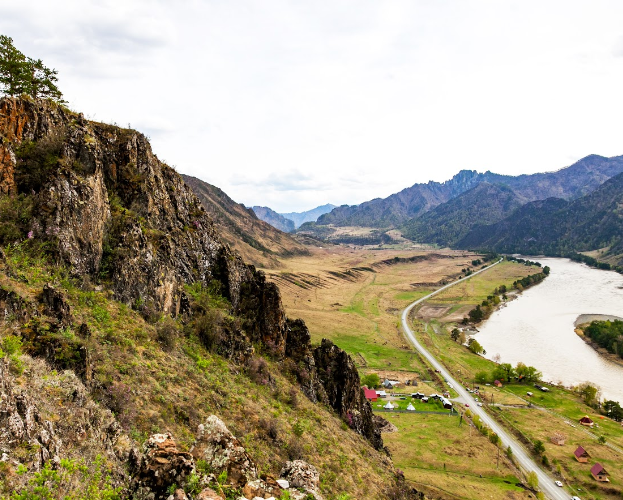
[
  {"left": 0, "top": 194, "right": 33, "bottom": 245},
  {"left": 584, "top": 320, "right": 623, "bottom": 359},
  {"left": 1, "top": 334, "right": 22, "bottom": 355},
  {"left": 293, "top": 419, "right": 308, "bottom": 438},
  {"left": 450, "top": 328, "right": 460, "bottom": 341},
  {"left": 15, "top": 132, "right": 65, "bottom": 193},
  {"left": 533, "top": 440, "right": 545, "bottom": 455},
  {"left": 360, "top": 373, "right": 380, "bottom": 389},
  {"left": 467, "top": 338, "right": 484, "bottom": 355},
  {"left": 577, "top": 382, "right": 600, "bottom": 406},
  {"left": 526, "top": 470, "right": 538, "bottom": 489},
  {"left": 0, "top": 35, "right": 64, "bottom": 102},
  {"left": 603, "top": 400, "right": 623, "bottom": 422},
  {"left": 9, "top": 456, "right": 120, "bottom": 499},
  {"left": 597, "top": 435, "right": 606, "bottom": 444}
]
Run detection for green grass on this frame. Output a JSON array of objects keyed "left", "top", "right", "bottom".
[
  {"left": 332, "top": 331, "right": 424, "bottom": 372},
  {"left": 394, "top": 290, "right": 431, "bottom": 302}
]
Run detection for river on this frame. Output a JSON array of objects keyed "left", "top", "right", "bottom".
[{"left": 476, "top": 257, "right": 623, "bottom": 403}]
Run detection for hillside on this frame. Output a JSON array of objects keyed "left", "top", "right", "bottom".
[
  {"left": 252, "top": 205, "right": 296, "bottom": 232},
  {"left": 0, "top": 97, "right": 415, "bottom": 500},
  {"left": 458, "top": 171, "right": 623, "bottom": 265},
  {"left": 315, "top": 154, "right": 623, "bottom": 229},
  {"left": 182, "top": 174, "right": 308, "bottom": 267},
  {"left": 401, "top": 183, "right": 524, "bottom": 247},
  {"left": 280, "top": 203, "right": 336, "bottom": 229}
]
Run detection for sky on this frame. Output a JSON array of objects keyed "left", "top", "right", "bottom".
[{"left": 2, "top": 1, "right": 623, "bottom": 213}]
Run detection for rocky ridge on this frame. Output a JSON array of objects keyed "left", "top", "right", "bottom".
[{"left": 0, "top": 97, "right": 402, "bottom": 498}]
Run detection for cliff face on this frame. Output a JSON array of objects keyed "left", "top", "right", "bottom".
[{"left": 0, "top": 97, "right": 382, "bottom": 450}]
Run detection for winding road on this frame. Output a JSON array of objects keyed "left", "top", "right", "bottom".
[{"left": 401, "top": 260, "right": 569, "bottom": 500}]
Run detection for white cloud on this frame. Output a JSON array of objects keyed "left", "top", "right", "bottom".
[{"left": 2, "top": 1, "right": 623, "bottom": 212}]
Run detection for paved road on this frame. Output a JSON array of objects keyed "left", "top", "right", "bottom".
[{"left": 400, "top": 260, "right": 569, "bottom": 500}]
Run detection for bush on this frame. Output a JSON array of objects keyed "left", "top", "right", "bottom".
[{"left": 156, "top": 316, "right": 179, "bottom": 351}]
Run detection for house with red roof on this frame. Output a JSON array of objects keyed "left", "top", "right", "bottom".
[
  {"left": 364, "top": 388, "right": 378, "bottom": 402},
  {"left": 591, "top": 463, "right": 609, "bottom": 482},
  {"left": 573, "top": 445, "right": 590, "bottom": 463},
  {"left": 494, "top": 380, "right": 503, "bottom": 387},
  {"left": 579, "top": 415, "right": 594, "bottom": 427}
]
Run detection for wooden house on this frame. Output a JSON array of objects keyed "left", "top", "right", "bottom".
[
  {"left": 573, "top": 445, "right": 590, "bottom": 462},
  {"left": 579, "top": 415, "right": 594, "bottom": 427},
  {"left": 591, "top": 463, "right": 609, "bottom": 482},
  {"left": 364, "top": 388, "right": 378, "bottom": 402}
]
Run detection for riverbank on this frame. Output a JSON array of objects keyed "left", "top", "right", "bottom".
[
  {"left": 575, "top": 314, "right": 623, "bottom": 370},
  {"left": 475, "top": 257, "right": 623, "bottom": 404}
]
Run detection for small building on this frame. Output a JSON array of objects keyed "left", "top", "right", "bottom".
[
  {"left": 411, "top": 392, "right": 425, "bottom": 399},
  {"left": 591, "top": 463, "right": 609, "bottom": 482},
  {"left": 376, "top": 390, "right": 387, "bottom": 398},
  {"left": 406, "top": 403, "right": 416, "bottom": 411},
  {"left": 526, "top": 392, "right": 533, "bottom": 397},
  {"left": 494, "top": 380, "right": 503, "bottom": 387},
  {"left": 550, "top": 432, "right": 566, "bottom": 446},
  {"left": 573, "top": 445, "right": 590, "bottom": 462},
  {"left": 440, "top": 397, "right": 453, "bottom": 409},
  {"left": 364, "top": 388, "right": 378, "bottom": 402},
  {"left": 422, "top": 397, "right": 429, "bottom": 403},
  {"left": 579, "top": 416, "right": 594, "bottom": 427},
  {"left": 383, "top": 379, "right": 401, "bottom": 389},
  {"left": 383, "top": 401, "right": 395, "bottom": 410}
]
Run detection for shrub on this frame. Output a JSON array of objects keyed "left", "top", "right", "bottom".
[
  {"left": 156, "top": 316, "right": 179, "bottom": 351},
  {"left": 15, "top": 132, "right": 66, "bottom": 193}
]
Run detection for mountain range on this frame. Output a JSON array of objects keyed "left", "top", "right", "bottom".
[
  {"left": 182, "top": 175, "right": 308, "bottom": 267},
  {"left": 458, "top": 171, "right": 623, "bottom": 264},
  {"left": 315, "top": 154, "right": 623, "bottom": 229},
  {"left": 252, "top": 203, "right": 336, "bottom": 232}
]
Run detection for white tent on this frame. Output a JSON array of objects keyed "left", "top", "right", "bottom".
[
  {"left": 383, "top": 401, "right": 395, "bottom": 410},
  {"left": 406, "top": 403, "right": 416, "bottom": 411}
]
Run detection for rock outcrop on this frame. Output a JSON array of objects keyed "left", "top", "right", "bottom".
[
  {"left": 313, "top": 339, "right": 383, "bottom": 450},
  {"left": 0, "top": 97, "right": 383, "bottom": 452},
  {"left": 131, "top": 433, "right": 194, "bottom": 499}
]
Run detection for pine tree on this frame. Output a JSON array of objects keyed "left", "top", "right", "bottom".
[{"left": 0, "top": 35, "right": 64, "bottom": 103}]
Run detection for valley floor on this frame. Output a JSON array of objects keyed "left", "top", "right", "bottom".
[{"left": 267, "top": 245, "right": 623, "bottom": 500}]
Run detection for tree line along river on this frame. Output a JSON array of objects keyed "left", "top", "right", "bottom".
[{"left": 476, "top": 257, "right": 623, "bottom": 404}]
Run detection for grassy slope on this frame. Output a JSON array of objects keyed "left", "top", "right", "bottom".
[
  {"left": 269, "top": 247, "right": 535, "bottom": 498},
  {"left": 272, "top": 248, "right": 623, "bottom": 499},
  {"left": 0, "top": 245, "right": 396, "bottom": 499}
]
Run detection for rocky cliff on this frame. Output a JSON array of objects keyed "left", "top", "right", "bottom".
[{"left": 0, "top": 97, "right": 386, "bottom": 491}]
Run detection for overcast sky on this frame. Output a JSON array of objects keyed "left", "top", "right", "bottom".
[{"left": 2, "top": 1, "right": 623, "bottom": 212}]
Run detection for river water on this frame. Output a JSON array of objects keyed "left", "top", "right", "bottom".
[{"left": 476, "top": 257, "right": 623, "bottom": 403}]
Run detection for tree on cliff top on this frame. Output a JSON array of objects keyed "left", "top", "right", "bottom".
[{"left": 0, "top": 35, "right": 64, "bottom": 103}]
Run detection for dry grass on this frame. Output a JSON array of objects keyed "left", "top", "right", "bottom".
[{"left": 382, "top": 412, "right": 530, "bottom": 500}]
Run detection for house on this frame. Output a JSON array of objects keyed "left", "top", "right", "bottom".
[
  {"left": 422, "top": 397, "right": 429, "bottom": 403},
  {"left": 364, "top": 388, "right": 378, "bottom": 402},
  {"left": 406, "top": 403, "right": 416, "bottom": 411},
  {"left": 383, "top": 379, "right": 401, "bottom": 389},
  {"left": 526, "top": 392, "right": 533, "bottom": 397},
  {"left": 411, "top": 392, "right": 425, "bottom": 399},
  {"left": 383, "top": 401, "right": 395, "bottom": 410},
  {"left": 591, "top": 463, "right": 609, "bottom": 482},
  {"left": 494, "top": 380, "right": 503, "bottom": 388},
  {"left": 579, "top": 415, "right": 594, "bottom": 427},
  {"left": 376, "top": 390, "right": 387, "bottom": 398},
  {"left": 573, "top": 445, "right": 590, "bottom": 462},
  {"left": 440, "top": 397, "right": 453, "bottom": 409},
  {"left": 550, "top": 432, "right": 566, "bottom": 446}
]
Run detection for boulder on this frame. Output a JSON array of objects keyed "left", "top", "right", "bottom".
[
  {"left": 280, "top": 460, "right": 320, "bottom": 491},
  {"left": 131, "top": 433, "right": 194, "bottom": 499}
]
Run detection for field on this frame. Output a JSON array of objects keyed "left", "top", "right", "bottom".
[{"left": 267, "top": 245, "right": 623, "bottom": 499}]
